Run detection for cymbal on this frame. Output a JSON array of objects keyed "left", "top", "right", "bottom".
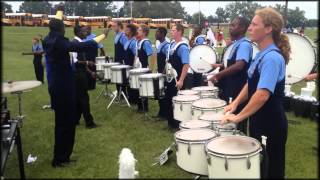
[{"left": 2, "top": 80, "right": 42, "bottom": 94}]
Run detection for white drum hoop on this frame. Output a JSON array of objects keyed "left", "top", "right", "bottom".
[
  {"left": 284, "top": 33, "right": 317, "bottom": 84},
  {"left": 189, "top": 44, "right": 218, "bottom": 73}
]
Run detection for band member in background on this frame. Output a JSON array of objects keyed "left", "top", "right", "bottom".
[
  {"left": 164, "top": 24, "right": 190, "bottom": 130},
  {"left": 112, "top": 21, "right": 128, "bottom": 94},
  {"left": 209, "top": 16, "right": 252, "bottom": 134},
  {"left": 43, "top": 7, "right": 107, "bottom": 167},
  {"left": 22, "top": 37, "right": 45, "bottom": 83},
  {"left": 221, "top": 7, "right": 290, "bottom": 178},
  {"left": 155, "top": 27, "right": 170, "bottom": 119},
  {"left": 189, "top": 25, "right": 207, "bottom": 87},
  {"left": 84, "top": 26, "right": 106, "bottom": 90},
  {"left": 71, "top": 25, "right": 99, "bottom": 129},
  {"left": 135, "top": 24, "right": 153, "bottom": 112},
  {"left": 124, "top": 24, "right": 138, "bottom": 104}
]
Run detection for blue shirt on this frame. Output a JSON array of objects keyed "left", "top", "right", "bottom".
[
  {"left": 157, "top": 40, "right": 169, "bottom": 55},
  {"left": 228, "top": 37, "right": 252, "bottom": 64},
  {"left": 32, "top": 43, "right": 43, "bottom": 53},
  {"left": 85, "top": 33, "right": 103, "bottom": 48},
  {"left": 139, "top": 39, "right": 153, "bottom": 56},
  {"left": 124, "top": 38, "right": 137, "bottom": 56},
  {"left": 169, "top": 41, "right": 189, "bottom": 64},
  {"left": 248, "top": 43, "right": 286, "bottom": 94},
  {"left": 195, "top": 36, "right": 206, "bottom": 45},
  {"left": 114, "top": 31, "right": 127, "bottom": 46}
]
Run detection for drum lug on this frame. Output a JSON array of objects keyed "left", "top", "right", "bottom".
[
  {"left": 224, "top": 156, "right": 229, "bottom": 171},
  {"left": 187, "top": 142, "right": 191, "bottom": 155},
  {"left": 191, "top": 109, "right": 194, "bottom": 116},
  {"left": 207, "top": 155, "right": 211, "bottom": 165},
  {"left": 246, "top": 155, "right": 251, "bottom": 169},
  {"left": 180, "top": 103, "right": 183, "bottom": 111},
  {"left": 201, "top": 111, "right": 204, "bottom": 115},
  {"left": 174, "top": 141, "right": 178, "bottom": 152}
]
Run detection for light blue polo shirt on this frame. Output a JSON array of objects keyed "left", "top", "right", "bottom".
[
  {"left": 124, "top": 38, "right": 137, "bottom": 56},
  {"left": 169, "top": 41, "right": 189, "bottom": 64},
  {"left": 228, "top": 37, "right": 252, "bottom": 64}
]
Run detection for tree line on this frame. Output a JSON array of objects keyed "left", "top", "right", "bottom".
[{"left": 1, "top": 1, "right": 317, "bottom": 27}]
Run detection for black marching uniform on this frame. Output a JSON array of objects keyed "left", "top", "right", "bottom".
[
  {"left": 43, "top": 31, "right": 97, "bottom": 164},
  {"left": 157, "top": 41, "right": 169, "bottom": 118},
  {"left": 71, "top": 37, "right": 95, "bottom": 127},
  {"left": 114, "top": 32, "right": 126, "bottom": 93},
  {"left": 123, "top": 39, "right": 136, "bottom": 104},
  {"left": 218, "top": 39, "right": 253, "bottom": 134},
  {"left": 164, "top": 42, "right": 189, "bottom": 128}
]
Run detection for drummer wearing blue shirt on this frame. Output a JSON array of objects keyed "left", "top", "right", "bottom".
[
  {"left": 221, "top": 7, "right": 290, "bottom": 178},
  {"left": 164, "top": 24, "right": 190, "bottom": 130},
  {"left": 124, "top": 24, "right": 138, "bottom": 104},
  {"left": 134, "top": 24, "right": 153, "bottom": 112},
  {"left": 155, "top": 27, "right": 170, "bottom": 119},
  {"left": 209, "top": 16, "right": 252, "bottom": 134}
]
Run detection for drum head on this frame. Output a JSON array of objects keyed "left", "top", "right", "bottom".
[
  {"left": 129, "top": 68, "right": 150, "bottom": 73},
  {"left": 139, "top": 73, "right": 164, "bottom": 79},
  {"left": 178, "top": 90, "right": 200, "bottom": 95},
  {"left": 175, "top": 129, "right": 217, "bottom": 142},
  {"left": 173, "top": 95, "right": 200, "bottom": 102},
  {"left": 222, "top": 42, "right": 259, "bottom": 68},
  {"left": 285, "top": 33, "right": 316, "bottom": 84},
  {"left": 111, "top": 65, "right": 131, "bottom": 69},
  {"left": 192, "top": 98, "right": 226, "bottom": 109},
  {"left": 199, "top": 113, "right": 223, "bottom": 121},
  {"left": 189, "top": 45, "right": 217, "bottom": 73},
  {"left": 192, "top": 86, "right": 218, "bottom": 91},
  {"left": 180, "top": 120, "right": 210, "bottom": 129},
  {"left": 207, "top": 136, "right": 261, "bottom": 156},
  {"left": 216, "top": 122, "right": 236, "bottom": 130},
  {"left": 95, "top": 56, "right": 105, "bottom": 60}
]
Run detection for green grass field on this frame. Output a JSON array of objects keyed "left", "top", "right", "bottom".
[{"left": 2, "top": 26, "right": 318, "bottom": 178}]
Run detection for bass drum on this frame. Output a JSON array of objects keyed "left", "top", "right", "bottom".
[
  {"left": 221, "top": 41, "right": 259, "bottom": 68},
  {"left": 285, "top": 33, "right": 317, "bottom": 84},
  {"left": 189, "top": 45, "right": 217, "bottom": 73}
]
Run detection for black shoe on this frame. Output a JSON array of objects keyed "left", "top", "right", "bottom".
[
  {"left": 63, "top": 159, "right": 77, "bottom": 164},
  {"left": 51, "top": 161, "right": 69, "bottom": 168},
  {"left": 86, "top": 123, "right": 98, "bottom": 129}
]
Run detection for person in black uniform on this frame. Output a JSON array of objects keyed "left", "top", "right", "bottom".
[
  {"left": 135, "top": 24, "right": 153, "bottom": 112},
  {"left": 22, "top": 37, "right": 45, "bottom": 83},
  {"left": 221, "top": 7, "right": 290, "bottom": 178},
  {"left": 112, "top": 22, "right": 128, "bottom": 94},
  {"left": 84, "top": 26, "right": 106, "bottom": 90},
  {"left": 155, "top": 27, "right": 170, "bottom": 119},
  {"left": 209, "top": 16, "right": 252, "bottom": 134},
  {"left": 164, "top": 24, "right": 190, "bottom": 130},
  {"left": 123, "top": 24, "right": 138, "bottom": 104},
  {"left": 42, "top": 8, "right": 108, "bottom": 167},
  {"left": 71, "top": 25, "right": 99, "bottom": 129}
]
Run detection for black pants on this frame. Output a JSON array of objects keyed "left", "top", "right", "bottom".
[
  {"left": 74, "top": 71, "right": 94, "bottom": 126},
  {"left": 87, "top": 66, "right": 96, "bottom": 90},
  {"left": 49, "top": 89, "right": 76, "bottom": 163},
  {"left": 193, "top": 72, "right": 204, "bottom": 87},
  {"left": 133, "top": 89, "right": 148, "bottom": 111},
  {"left": 158, "top": 98, "right": 166, "bottom": 118},
  {"left": 184, "top": 73, "right": 194, "bottom": 89},
  {"left": 33, "top": 57, "right": 44, "bottom": 83},
  {"left": 164, "top": 80, "right": 180, "bottom": 128}
]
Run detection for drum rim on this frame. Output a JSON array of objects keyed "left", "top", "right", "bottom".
[
  {"left": 189, "top": 44, "right": 218, "bottom": 73},
  {"left": 102, "top": 62, "right": 120, "bottom": 67},
  {"left": 285, "top": 32, "right": 317, "bottom": 84},
  {"left": 178, "top": 90, "right": 200, "bottom": 95},
  {"left": 192, "top": 86, "right": 218, "bottom": 91},
  {"left": 172, "top": 95, "right": 200, "bottom": 102},
  {"left": 180, "top": 120, "right": 211, "bottom": 129},
  {"left": 138, "top": 74, "right": 165, "bottom": 80},
  {"left": 206, "top": 136, "right": 262, "bottom": 157},
  {"left": 174, "top": 129, "right": 218, "bottom": 142},
  {"left": 192, "top": 98, "right": 227, "bottom": 109}
]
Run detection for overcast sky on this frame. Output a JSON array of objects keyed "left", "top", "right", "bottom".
[{"left": 5, "top": 1, "right": 318, "bottom": 19}]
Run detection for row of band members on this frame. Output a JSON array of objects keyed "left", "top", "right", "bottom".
[{"left": 42, "top": 7, "right": 289, "bottom": 178}]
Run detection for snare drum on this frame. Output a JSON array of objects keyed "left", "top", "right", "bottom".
[
  {"left": 175, "top": 129, "right": 218, "bottom": 175},
  {"left": 129, "top": 68, "right": 151, "bottom": 89},
  {"left": 179, "top": 120, "right": 211, "bottom": 130},
  {"left": 138, "top": 73, "right": 165, "bottom": 99},
  {"left": 110, "top": 65, "right": 132, "bottom": 84},
  {"left": 95, "top": 56, "right": 106, "bottom": 64},
  {"left": 96, "top": 62, "right": 109, "bottom": 72},
  {"left": 199, "top": 112, "right": 223, "bottom": 130},
  {"left": 191, "top": 86, "right": 219, "bottom": 99},
  {"left": 103, "top": 62, "right": 120, "bottom": 80},
  {"left": 191, "top": 98, "right": 227, "bottom": 120},
  {"left": 215, "top": 123, "right": 238, "bottom": 136},
  {"left": 178, "top": 90, "right": 200, "bottom": 96},
  {"left": 206, "top": 136, "right": 262, "bottom": 178},
  {"left": 173, "top": 95, "right": 201, "bottom": 122}
]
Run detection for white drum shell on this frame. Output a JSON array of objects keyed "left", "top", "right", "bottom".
[
  {"left": 103, "top": 63, "right": 120, "bottom": 80},
  {"left": 191, "top": 86, "right": 219, "bottom": 99},
  {"left": 138, "top": 74, "right": 165, "bottom": 97},
  {"left": 173, "top": 96, "right": 200, "bottom": 121},
  {"left": 207, "top": 153, "right": 261, "bottom": 178},
  {"left": 192, "top": 107, "right": 225, "bottom": 120},
  {"left": 111, "top": 65, "right": 132, "bottom": 84},
  {"left": 129, "top": 68, "right": 150, "bottom": 89}
]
